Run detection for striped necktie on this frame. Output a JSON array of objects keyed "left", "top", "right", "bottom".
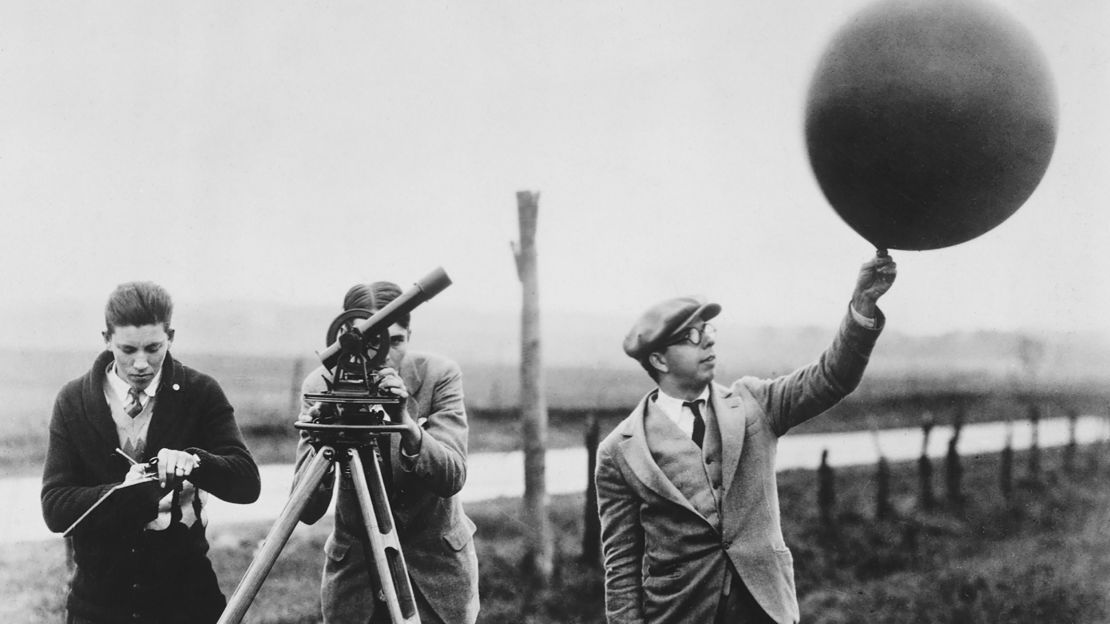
[{"left": 125, "top": 386, "right": 144, "bottom": 418}]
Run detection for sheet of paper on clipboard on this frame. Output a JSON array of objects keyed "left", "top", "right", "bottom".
[{"left": 63, "top": 475, "right": 162, "bottom": 537}]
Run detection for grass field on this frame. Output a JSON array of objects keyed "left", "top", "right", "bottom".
[
  {"left": 5, "top": 445, "right": 1108, "bottom": 623},
  {"left": 5, "top": 347, "right": 1108, "bottom": 477}
]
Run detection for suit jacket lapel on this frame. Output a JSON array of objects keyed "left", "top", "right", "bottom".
[
  {"left": 618, "top": 393, "right": 701, "bottom": 517},
  {"left": 643, "top": 402, "right": 719, "bottom": 524},
  {"left": 712, "top": 383, "right": 746, "bottom": 497}
]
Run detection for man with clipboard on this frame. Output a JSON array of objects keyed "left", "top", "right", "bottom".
[{"left": 41, "top": 281, "right": 261, "bottom": 624}]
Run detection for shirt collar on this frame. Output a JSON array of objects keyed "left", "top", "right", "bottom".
[
  {"left": 654, "top": 386, "right": 710, "bottom": 425},
  {"left": 106, "top": 360, "right": 162, "bottom": 401}
]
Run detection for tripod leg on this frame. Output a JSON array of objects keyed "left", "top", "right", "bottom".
[
  {"left": 348, "top": 446, "right": 421, "bottom": 624},
  {"left": 218, "top": 446, "right": 336, "bottom": 624}
]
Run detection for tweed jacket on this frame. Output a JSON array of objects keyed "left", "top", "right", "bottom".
[
  {"left": 596, "top": 309, "right": 883, "bottom": 624},
  {"left": 41, "top": 350, "right": 261, "bottom": 623},
  {"left": 293, "top": 350, "right": 479, "bottom": 624}
]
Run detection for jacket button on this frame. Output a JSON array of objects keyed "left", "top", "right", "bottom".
[{"left": 722, "top": 540, "right": 732, "bottom": 549}]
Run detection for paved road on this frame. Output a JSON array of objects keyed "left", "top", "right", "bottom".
[{"left": 5, "top": 415, "right": 1107, "bottom": 545}]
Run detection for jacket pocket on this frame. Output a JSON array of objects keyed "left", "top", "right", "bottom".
[
  {"left": 324, "top": 536, "right": 352, "bottom": 563},
  {"left": 442, "top": 516, "right": 477, "bottom": 552},
  {"left": 645, "top": 563, "right": 681, "bottom": 580}
]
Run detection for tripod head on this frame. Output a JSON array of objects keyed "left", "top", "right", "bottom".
[{"left": 296, "top": 267, "right": 453, "bottom": 448}]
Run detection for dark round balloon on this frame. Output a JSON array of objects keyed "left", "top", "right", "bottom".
[{"left": 805, "top": 0, "right": 1057, "bottom": 250}]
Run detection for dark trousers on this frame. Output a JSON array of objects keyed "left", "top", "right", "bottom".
[{"left": 716, "top": 562, "right": 776, "bottom": 624}]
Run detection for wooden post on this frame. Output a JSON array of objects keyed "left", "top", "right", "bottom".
[
  {"left": 876, "top": 456, "right": 891, "bottom": 519},
  {"left": 1027, "top": 402, "right": 1041, "bottom": 482},
  {"left": 918, "top": 412, "right": 935, "bottom": 510},
  {"left": 945, "top": 405, "right": 964, "bottom": 505},
  {"left": 582, "top": 413, "right": 601, "bottom": 566},
  {"left": 872, "top": 428, "right": 891, "bottom": 519},
  {"left": 1064, "top": 407, "right": 1078, "bottom": 474},
  {"left": 1000, "top": 416, "right": 1014, "bottom": 500},
  {"left": 817, "top": 448, "right": 835, "bottom": 528},
  {"left": 511, "top": 190, "right": 554, "bottom": 584}
]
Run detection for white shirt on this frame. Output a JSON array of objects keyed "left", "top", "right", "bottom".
[
  {"left": 105, "top": 363, "right": 161, "bottom": 410},
  {"left": 653, "top": 387, "right": 711, "bottom": 439},
  {"left": 103, "top": 362, "right": 162, "bottom": 460},
  {"left": 850, "top": 304, "right": 879, "bottom": 330}
]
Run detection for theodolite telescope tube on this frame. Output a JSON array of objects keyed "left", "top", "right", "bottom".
[{"left": 318, "top": 267, "right": 452, "bottom": 370}]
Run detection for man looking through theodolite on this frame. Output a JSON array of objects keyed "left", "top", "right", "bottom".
[{"left": 293, "top": 280, "right": 479, "bottom": 624}]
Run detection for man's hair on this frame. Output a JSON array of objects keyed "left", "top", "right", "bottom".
[
  {"left": 342, "top": 281, "right": 410, "bottom": 329},
  {"left": 104, "top": 281, "right": 174, "bottom": 335}
]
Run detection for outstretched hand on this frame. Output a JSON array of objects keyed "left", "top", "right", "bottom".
[{"left": 851, "top": 250, "right": 897, "bottom": 317}]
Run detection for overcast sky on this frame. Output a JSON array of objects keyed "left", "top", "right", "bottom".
[{"left": 2, "top": 0, "right": 1107, "bottom": 341}]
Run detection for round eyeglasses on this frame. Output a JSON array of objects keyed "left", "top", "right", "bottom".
[{"left": 666, "top": 323, "right": 716, "bottom": 347}]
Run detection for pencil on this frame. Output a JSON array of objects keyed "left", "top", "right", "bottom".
[{"left": 115, "top": 448, "right": 139, "bottom": 465}]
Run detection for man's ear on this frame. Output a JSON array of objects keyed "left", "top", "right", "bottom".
[
  {"left": 648, "top": 351, "right": 668, "bottom": 375},
  {"left": 166, "top": 328, "right": 176, "bottom": 343},
  {"left": 101, "top": 330, "right": 111, "bottom": 346}
]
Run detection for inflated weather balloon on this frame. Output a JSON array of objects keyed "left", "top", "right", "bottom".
[{"left": 805, "top": 0, "right": 1057, "bottom": 250}]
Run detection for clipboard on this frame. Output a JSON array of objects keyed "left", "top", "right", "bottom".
[{"left": 63, "top": 475, "right": 163, "bottom": 537}]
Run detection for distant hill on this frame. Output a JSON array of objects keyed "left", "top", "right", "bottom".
[{"left": 3, "top": 299, "right": 1109, "bottom": 408}]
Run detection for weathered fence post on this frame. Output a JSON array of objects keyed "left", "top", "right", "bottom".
[
  {"left": 1063, "top": 407, "right": 1078, "bottom": 474},
  {"left": 817, "top": 448, "right": 835, "bottom": 529},
  {"left": 945, "top": 405, "right": 964, "bottom": 505},
  {"left": 511, "top": 190, "right": 554, "bottom": 584},
  {"left": 1090, "top": 409, "right": 1109, "bottom": 473},
  {"left": 1000, "top": 417, "right": 1014, "bottom": 500},
  {"left": 1026, "top": 402, "right": 1041, "bottom": 482},
  {"left": 876, "top": 454, "right": 892, "bottom": 520},
  {"left": 870, "top": 424, "right": 891, "bottom": 519},
  {"left": 582, "top": 413, "right": 601, "bottom": 566},
  {"left": 918, "top": 411, "right": 935, "bottom": 510}
]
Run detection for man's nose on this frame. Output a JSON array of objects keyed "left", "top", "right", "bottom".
[{"left": 133, "top": 357, "right": 150, "bottom": 370}]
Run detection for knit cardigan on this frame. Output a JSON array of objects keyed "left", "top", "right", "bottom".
[{"left": 42, "top": 350, "right": 260, "bottom": 623}]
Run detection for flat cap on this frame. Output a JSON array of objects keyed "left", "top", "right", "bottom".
[{"left": 622, "top": 296, "right": 721, "bottom": 360}]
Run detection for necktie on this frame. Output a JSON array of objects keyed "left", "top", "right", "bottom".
[
  {"left": 125, "top": 387, "right": 144, "bottom": 418},
  {"left": 684, "top": 400, "right": 705, "bottom": 448}
]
